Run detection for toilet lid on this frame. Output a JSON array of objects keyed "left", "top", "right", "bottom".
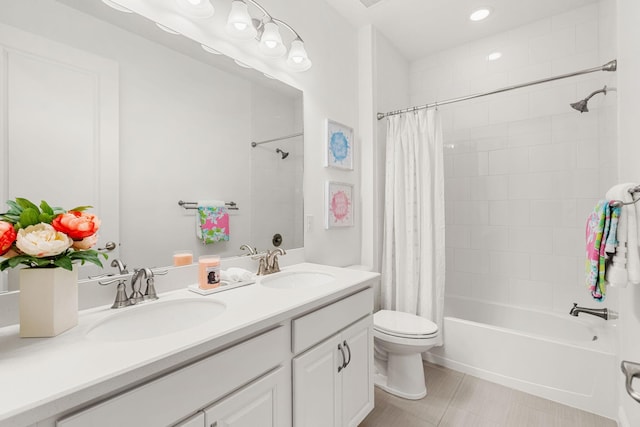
[{"left": 374, "top": 310, "right": 438, "bottom": 337}]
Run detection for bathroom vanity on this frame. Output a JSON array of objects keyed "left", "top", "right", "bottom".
[{"left": 0, "top": 263, "right": 378, "bottom": 427}]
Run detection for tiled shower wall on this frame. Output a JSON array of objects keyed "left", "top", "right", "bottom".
[{"left": 409, "top": 1, "right": 618, "bottom": 314}]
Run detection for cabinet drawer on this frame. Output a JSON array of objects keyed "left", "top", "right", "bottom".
[
  {"left": 292, "top": 288, "right": 372, "bottom": 354},
  {"left": 58, "top": 325, "right": 288, "bottom": 427}
]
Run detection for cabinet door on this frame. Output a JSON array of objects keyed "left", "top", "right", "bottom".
[
  {"left": 340, "top": 316, "right": 374, "bottom": 427},
  {"left": 174, "top": 412, "right": 205, "bottom": 427},
  {"left": 293, "top": 335, "right": 343, "bottom": 427},
  {"left": 204, "top": 366, "right": 291, "bottom": 427}
]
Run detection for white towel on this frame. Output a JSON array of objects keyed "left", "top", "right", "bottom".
[
  {"left": 605, "top": 183, "right": 640, "bottom": 286},
  {"left": 220, "top": 267, "right": 253, "bottom": 282},
  {"left": 195, "top": 200, "right": 226, "bottom": 239}
]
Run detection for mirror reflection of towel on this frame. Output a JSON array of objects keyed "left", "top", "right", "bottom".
[{"left": 196, "top": 201, "right": 229, "bottom": 244}]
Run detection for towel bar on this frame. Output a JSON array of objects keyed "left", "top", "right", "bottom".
[
  {"left": 610, "top": 186, "right": 640, "bottom": 207},
  {"left": 178, "top": 200, "right": 239, "bottom": 210}
]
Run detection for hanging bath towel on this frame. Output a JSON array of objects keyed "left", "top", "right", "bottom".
[
  {"left": 196, "top": 201, "right": 229, "bottom": 244},
  {"left": 585, "top": 200, "right": 617, "bottom": 300}
]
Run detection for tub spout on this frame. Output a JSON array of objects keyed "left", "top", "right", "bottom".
[{"left": 569, "top": 303, "right": 609, "bottom": 320}]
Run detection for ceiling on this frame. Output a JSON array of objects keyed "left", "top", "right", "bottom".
[{"left": 324, "top": 0, "right": 599, "bottom": 61}]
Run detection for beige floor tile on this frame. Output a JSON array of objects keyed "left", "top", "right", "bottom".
[
  {"left": 439, "top": 406, "right": 503, "bottom": 427},
  {"left": 359, "top": 399, "right": 437, "bottom": 427},
  {"left": 448, "top": 375, "right": 516, "bottom": 424},
  {"left": 373, "top": 362, "right": 464, "bottom": 425}
]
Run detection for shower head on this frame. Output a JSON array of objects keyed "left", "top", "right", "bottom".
[
  {"left": 275, "top": 148, "right": 289, "bottom": 159},
  {"left": 570, "top": 85, "right": 608, "bottom": 113}
]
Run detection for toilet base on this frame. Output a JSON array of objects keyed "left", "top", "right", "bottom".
[
  {"left": 374, "top": 372, "right": 427, "bottom": 400},
  {"left": 374, "top": 352, "right": 427, "bottom": 400}
]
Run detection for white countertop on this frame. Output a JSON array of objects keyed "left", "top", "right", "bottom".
[{"left": 0, "top": 263, "right": 379, "bottom": 427}]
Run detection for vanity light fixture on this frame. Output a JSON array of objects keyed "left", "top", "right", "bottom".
[
  {"left": 101, "top": 0, "right": 132, "bottom": 13},
  {"left": 469, "top": 8, "right": 491, "bottom": 21},
  {"left": 487, "top": 51, "right": 502, "bottom": 61},
  {"left": 234, "top": 59, "right": 253, "bottom": 69},
  {"left": 226, "top": 0, "right": 312, "bottom": 71},
  {"left": 175, "top": 0, "right": 215, "bottom": 19}
]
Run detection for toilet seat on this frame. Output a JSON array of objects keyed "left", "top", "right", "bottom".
[{"left": 374, "top": 310, "right": 438, "bottom": 339}]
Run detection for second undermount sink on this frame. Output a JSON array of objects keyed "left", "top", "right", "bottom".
[
  {"left": 86, "top": 298, "right": 226, "bottom": 342},
  {"left": 260, "top": 271, "right": 335, "bottom": 289}
]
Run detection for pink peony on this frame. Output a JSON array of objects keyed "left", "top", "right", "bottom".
[
  {"left": 72, "top": 234, "right": 99, "bottom": 250},
  {"left": 52, "top": 211, "right": 101, "bottom": 240},
  {"left": 0, "top": 221, "right": 16, "bottom": 256}
]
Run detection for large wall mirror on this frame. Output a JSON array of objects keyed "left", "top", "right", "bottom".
[{"left": 0, "top": 0, "right": 303, "bottom": 291}]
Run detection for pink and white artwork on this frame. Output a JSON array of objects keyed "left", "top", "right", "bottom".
[{"left": 325, "top": 181, "right": 354, "bottom": 228}]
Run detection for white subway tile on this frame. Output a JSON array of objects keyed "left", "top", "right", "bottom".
[
  {"left": 446, "top": 177, "right": 471, "bottom": 200},
  {"left": 489, "top": 92, "right": 530, "bottom": 124},
  {"left": 577, "top": 138, "right": 598, "bottom": 169},
  {"left": 453, "top": 201, "right": 489, "bottom": 225},
  {"left": 553, "top": 227, "right": 583, "bottom": 256},
  {"left": 489, "top": 150, "right": 509, "bottom": 175},
  {"left": 489, "top": 200, "right": 509, "bottom": 225},
  {"left": 508, "top": 200, "right": 531, "bottom": 226},
  {"left": 530, "top": 253, "right": 578, "bottom": 283},
  {"left": 445, "top": 271, "right": 474, "bottom": 297},
  {"left": 509, "top": 116, "right": 552, "bottom": 136},
  {"left": 529, "top": 142, "right": 577, "bottom": 172},
  {"left": 509, "top": 226, "right": 553, "bottom": 254},
  {"left": 530, "top": 200, "right": 555, "bottom": 226},
  {"left": 576, "top": 21, "right": 599, "bottom": 54},
  {"left": 530, "top": 84, "right": 577, "bottom": 117},
  {"left": 508, "top": 147, "right": 530, "bottom": 174},
  {"left": 452, "top": 101, "right": 490, "bottom": 129},
  {"left": 471, "top": 226, "right": 509, "bottom": 250},
  {"left": 570, "top": 168, "right": 600, "bottom": 198},
  {"left": 490, "top": 251, "right": 530, "bottom": 279},
  {"left": 552, "top": 111, "right": 599, "bottom": 143},
  {"left": 452, "top": 153, "right": 480, "bottom": 176},
  {"left": 454, "top": 248, "right": 490, "bottom": 274},
  {"left": 552, "top": 4, "right": 598, "bottom": 30},
  {"left": 446, "top": 225, "right": 471, "bottom": 248},
  {"left": 509, "top": 278, "right": 554, "bottom": 311},
  {"left": 471, "top": 274, "right": 509, "bottom": 304}
]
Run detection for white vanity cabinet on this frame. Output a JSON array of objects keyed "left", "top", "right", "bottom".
[
  {"left": 292, "top": 289, "right": 374, "bottom": 427},
  {"left": 57, "top": 325, "right": 289, "bottom": 427}
]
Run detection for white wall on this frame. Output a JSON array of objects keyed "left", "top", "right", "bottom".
[{"left": 409, "top": 2, "right": 618, "bottom": 318}]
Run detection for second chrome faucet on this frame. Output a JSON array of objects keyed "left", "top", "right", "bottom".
[{"left": 256, "top": 248, "right": 286, "bottom": 275}]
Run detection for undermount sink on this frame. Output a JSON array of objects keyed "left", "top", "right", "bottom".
[
  {"left": 86, "top": 298, "right": 226, "bottom": 342},
  {"left": 260, "top": 271, "right": 335, "bottom": 289}
]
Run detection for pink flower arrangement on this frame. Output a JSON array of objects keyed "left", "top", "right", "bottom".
[{"left": 0, "top": 198, "right": 106, "bottom": 271}]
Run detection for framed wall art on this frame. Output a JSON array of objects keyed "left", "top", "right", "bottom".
[
  {"left": 325, "top": 181, "right": 354, "bottom": 229},
  {"left": 325, "top": 119, "right": 353, "bottom": 170}
]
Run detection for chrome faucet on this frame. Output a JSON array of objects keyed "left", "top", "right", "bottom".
[
  {"left": 130, "top": 268, "right": 157, "bottom": 304},
  {"left": 570, "top": 303, "right": 609, "bottom": 320},
  {"left": 240, "top": 244, "right": 258, "bottom": 256},
  {"left": 111, "top": 259, "right": 129, "bottom": 274},
  {"left": 267, "top": 248, "right": 286, "bottom": 273},
  {"left": 254, "top": 248, "right": 287, "bottom": 275}
]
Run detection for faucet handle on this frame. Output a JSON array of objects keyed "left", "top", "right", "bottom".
[
  {"left": 144, "top": 277, "right": 158, "bottom": 301},
  {"left": 112, "top": 281, "right": 132, "bottom": 309}
]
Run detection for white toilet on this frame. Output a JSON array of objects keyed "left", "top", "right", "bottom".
[{"left": 373, "top": 309, "right": 439, "bottom": 400}]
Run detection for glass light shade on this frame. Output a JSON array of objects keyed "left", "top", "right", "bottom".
[
  {"left": 487, "top": 51, "right": 502, "bottom": 61},
  {"left": 287, "top": 40, "right": 312, "bottom": 72},
  {"left": 259, "top": 22, "right": 286, "bottom": 57},
  {"left": 176, "top": 0, "right": 214, "bottom": 19},
  {"left": 226, "top": 1, "right": 257, "bottom": 40},
  {"left": 101, "top": 0, "right": 132, "bottom": 13}
]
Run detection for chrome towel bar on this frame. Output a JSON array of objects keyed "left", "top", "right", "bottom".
[{"left": 178, "top": 200, "right": 239, "bottom": 210}]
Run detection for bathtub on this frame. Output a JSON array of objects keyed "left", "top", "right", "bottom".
[{"left": 425, "top": 296, "right": 617, "bottom": 419}]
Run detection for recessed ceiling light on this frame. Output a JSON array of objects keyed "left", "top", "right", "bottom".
[
  {"left": 470, "top": 8, "right": 491, "bottom": 21},
  {"left": 487, "top": 51, "right": 502, "bottom": 61}
]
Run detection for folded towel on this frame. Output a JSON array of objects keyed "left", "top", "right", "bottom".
[
  {"left": 195, "top": 200, "right": 229, "bottom": 244},
  {"left": 221, "top": 267, "right": 253, "bottom": 282},
  {"left": 585, "top": 200, "right": 610, "bottom": 300},
  {"left": 605, "top": 183, "right": 640, "bottom": 286}
]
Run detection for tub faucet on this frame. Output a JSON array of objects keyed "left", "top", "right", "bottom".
[{"left": 569, "top": 303, "right": 609, "bottom": 320}]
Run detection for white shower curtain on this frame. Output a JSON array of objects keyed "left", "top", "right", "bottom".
[{"left": 381, "top": 108, "right": 446, "bottom": 346}]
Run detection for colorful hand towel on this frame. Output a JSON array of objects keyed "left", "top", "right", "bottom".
[
  {"left": 197, "top": 205, "right": 229, "bottom": 244},
  {"left": 585, "top": 200, "right": 620, "bottom": 300}
]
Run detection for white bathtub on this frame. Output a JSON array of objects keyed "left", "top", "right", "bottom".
[{"left": 425, "top": 296, "right": 617, "bottom": 419}]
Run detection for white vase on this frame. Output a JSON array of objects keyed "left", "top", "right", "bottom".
[{"left": 19, "top": 267, "right": 78, "bottom": 338}]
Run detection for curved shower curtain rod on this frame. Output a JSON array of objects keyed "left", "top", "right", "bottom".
[{"left": 376, "top": 59, "right": 618, "bottom": 120}]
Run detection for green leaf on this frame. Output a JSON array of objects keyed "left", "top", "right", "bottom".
[
  {"left": 19, "top": 208, "right": 40, "bottom": 228},
  {"left": 69, "top": 250, "right": 105, "bottom": 268},
  {"left": 68, "top": 205, "right": 93, "bottom": 212},
  {"left": 38, "top": 212, "right": 53, "bottom": 224},
  {"left": 53, "top": 257, "right": 73, "bottom": 271},
  {"left": 40, "top": 200, "right": 54, "bottom": 215},
  {"left": 15, "top": 198, "right": 40, "bottom": 213}
]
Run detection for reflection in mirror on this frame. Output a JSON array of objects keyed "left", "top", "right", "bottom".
[{"left": 0, "top": 0, "right": 303, "bottom": 291}]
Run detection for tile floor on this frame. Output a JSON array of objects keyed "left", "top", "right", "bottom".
[{"left": 359, "top": 362, "right": 617, "bottom": 427}]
